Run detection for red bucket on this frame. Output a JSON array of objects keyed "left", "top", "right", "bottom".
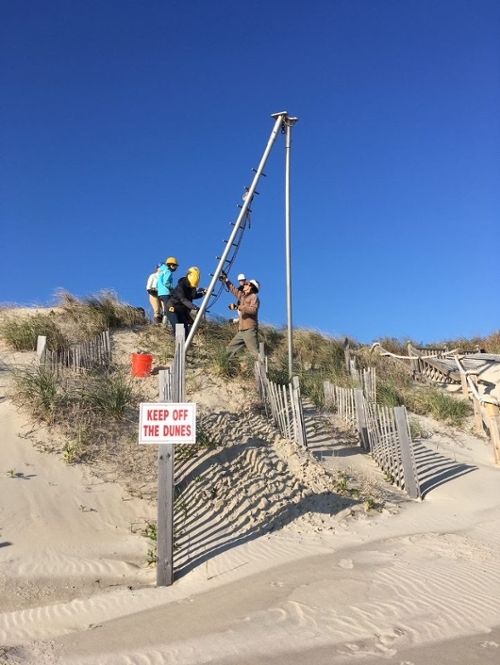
[{"left": 131, "top": 353, "right": 153, "bottom": 377}]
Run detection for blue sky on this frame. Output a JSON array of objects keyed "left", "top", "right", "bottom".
[{"left": 2, "top": 0, "right": 499, "bottom": 344}]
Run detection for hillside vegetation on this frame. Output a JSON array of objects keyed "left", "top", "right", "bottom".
[
  {"left": 1, "top": 291, "right": 493, "bottom": 453},
  {"left": 2, "top": 291, "right": 496, "bottom": 562}
]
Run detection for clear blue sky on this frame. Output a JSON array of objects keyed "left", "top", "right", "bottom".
[{"left": 2, "top": 0, "right": 499, "bottom": 344}]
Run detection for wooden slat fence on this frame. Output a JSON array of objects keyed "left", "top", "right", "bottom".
[
  {"left": 254, "top": 353, "right": 307, "bottom": 447},
  {"left": 323, "top": 382, "right": 356, "bottom": 428},
  {"left": 158, "top": 325, "right": 185, "bottom": 402},
  {"left": 349, "top": 359, "right": 377, "bottom": 403},
  {"left": 324, "top": 379, "right": 421, "bottom": 499},
  {"left": 37, "top": 331, "right": 111, "bottom": 372},
  {"left": 363, "top": 368, "right": 377, "bottom": 403}
]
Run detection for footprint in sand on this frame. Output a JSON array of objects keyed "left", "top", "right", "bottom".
[{"left": 338, "top": 558, "right": 353, "bottom": 569}]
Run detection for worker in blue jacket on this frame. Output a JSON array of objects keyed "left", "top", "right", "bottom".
[{"left": 157, "top": 257, "right": 179, "bottom": 324}]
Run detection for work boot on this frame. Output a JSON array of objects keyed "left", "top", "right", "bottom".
[{"left": 154, "top": 316, "right": 162, "bottom": 324}]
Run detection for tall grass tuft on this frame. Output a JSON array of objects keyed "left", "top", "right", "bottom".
[
  {"left": 259, "top": 325, "right": 285, "bottom": 356},
  {"left": 267, "top": 367, "right": 291, "bottom": 385},
  {"left": 0, "top": 313, "right": 69, "bottom": 352},
  {"left": 300, "top": 374, "right": 328, "bottom": 408},
  {"left": 197, "top": 317, "right": 235, "bottom": 347},
  {"left": 208, "top": 343, "right": 240, "bottom": 378},
  {"left": 57, "top": 290, "right": 146, "bottom": 337},
  {"left": 405, "top": 387, "right": 473, "bottom": 426},
  {"left": 79, "top": 370, "right": 137, "bottom": 421},
  {"left": 376, "top": 380, "right": 405, "bottom": 408},
  {"left": 13, "top": 365, "right": 64, "bottom": 421},
  {"left": 374, "top": 337, "right": 411, "bottom": 355},
  {"left": 442, "top": 331, "right": 500, "bottom": 354},
  {"left": 291, "top": 330, "right": 345, "bottom": 373}
]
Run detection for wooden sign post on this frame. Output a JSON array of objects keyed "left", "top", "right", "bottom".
[{"left": 137, "top": 325, "right": 195, "bottom": 586}]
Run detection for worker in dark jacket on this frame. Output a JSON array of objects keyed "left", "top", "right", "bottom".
[{"left": 165, "top": 266, "right": 206, "bottom": 337}]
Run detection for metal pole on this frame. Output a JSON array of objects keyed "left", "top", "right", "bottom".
[
  {"left": 185, "top": 112, "right": 289, "bottom": 352},
  {"left": 284, "top": 117, "right": 298, "bottom": 379}
]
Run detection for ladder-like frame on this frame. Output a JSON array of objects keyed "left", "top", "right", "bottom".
[{"left": 185, "top": 111, "right": 294, "bottom": 352}]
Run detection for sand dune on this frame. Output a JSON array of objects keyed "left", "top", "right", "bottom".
[{"left": 1, "top": 331, "right": 500, "bottom": 664}]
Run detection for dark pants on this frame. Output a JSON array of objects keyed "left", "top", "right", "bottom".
[
  {"left": 159, "top": 295, "right": 170, "bottom": 316},
  {"left": 166, "top": 310, "right": 191, "bottom": 338}
]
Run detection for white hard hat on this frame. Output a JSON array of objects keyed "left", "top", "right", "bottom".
[
  {"left": 248, "top": 279, "right": 260, "bottom": 292},
  {"left": 237, "top": 273, "right": 246, "bottom": 281}
]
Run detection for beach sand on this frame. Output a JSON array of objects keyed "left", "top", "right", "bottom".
[{"left": 1, "top": 325, "right": 499, "bottom": 664}]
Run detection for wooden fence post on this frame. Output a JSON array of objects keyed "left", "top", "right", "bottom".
[
  {"left": 323, "top": 380, "right": 332, "bottom": 409},
  {"left": 453, "top": 353, "right": 472, "bottom": 401},
  {"left": 291, "top": 376, "right": 307, "bottom": 447},
  {"left": 469, "top": 374, "right": 484, "bottom": 434},
  {"left": 484, "top": 401, "right": 500, "bottom": 466},
  {"left": 350, "top": 358, "right": 360, "bottom": 385},
  {"left": 36, "top": 335, "right": 47, "bottom": 366},
  {"left": 258, "top": 342, "right": 268, "bottom": 373},
  {"left": 344, "top": 337, "right": 350, "bottom": 374},
  {"left": 459, "top": 365, "right": 469, "bottom": 398},
  {"left": 354, "top": 388, "right": 370, "bottom": 451},
  {"left": 394, "top": 406, "right": 420, "bottom": 500},
  {"left": 104, "top": 330, "right": 111, "bottom": 362},
  {"left": 259, "top": 342, "right": 265, "bottom": 364},
  {"left": 156, "top": 324, "right": 185, "bottom": 587},
  {"left": 406, "top": 341, "right": 418, "bottom": 375}
]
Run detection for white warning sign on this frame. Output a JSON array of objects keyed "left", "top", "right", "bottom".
[{"left": 138, "top": 403, "right": 197, "bottom": 444}]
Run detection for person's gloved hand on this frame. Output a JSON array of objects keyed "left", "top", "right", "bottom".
[
  {"left": 228, "top": 303, "right": 238, "bottom": 310},
  {"left": 219, "top": 270, "right": 228, "bottom": 281}
]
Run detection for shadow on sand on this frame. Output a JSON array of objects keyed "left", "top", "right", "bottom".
[{"left": 172, "top": 439, "right": 358, "bottom": 579}]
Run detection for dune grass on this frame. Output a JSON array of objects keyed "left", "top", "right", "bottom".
[
  {"left": 441, "top": 331, "right": 500, "bottom": 354},
  {"left": 0, "top": 290, "right": 147, "bottom": 352},
  {"left": 2, "top": 293, "right": 494, "bottom": 567},
  {"left": 56, "top": 289, "right": 147, "bottom": 338},
  {"left": 404, "top": 386, "right": 473, "bottom": 426},
  {"left": 13, "top": 364, "right": 140, "bottom": 433},
  {"left": 0, "top": 312, "right": 69, "bottom": 352},
  {"left": 4, "top": 291, "right": 493, "bottom": 471}
]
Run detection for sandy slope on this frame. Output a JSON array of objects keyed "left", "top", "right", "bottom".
[{"left": 1, "top": 333, "right": 500, "bottom": 664}]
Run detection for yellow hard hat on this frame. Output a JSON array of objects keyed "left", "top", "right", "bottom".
[
  {"left": 187, "top": 266, "right": 200, "bottom": 288},
  {"left": 165, "top": 256, "right": 179, "bottom": 266}
]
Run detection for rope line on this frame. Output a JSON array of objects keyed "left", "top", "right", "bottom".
[{"left": 369, "top": 343, "right": 459, "bottom": 360}]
